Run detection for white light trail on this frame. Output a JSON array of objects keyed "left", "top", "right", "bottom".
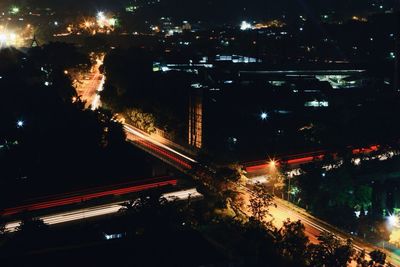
[
  {"left": 4, "top": 188, "right": 202, "bottom": 233},
  {"left": 162, "top": 188, "right": 203, "bottom": 201},
  {"left": 123, "top": 124, "right": 197, "bottom": 163}
]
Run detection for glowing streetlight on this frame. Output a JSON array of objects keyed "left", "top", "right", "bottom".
[
  {"left": 108, "top": 18, "right": 117, "bottom": 27},
  {"left": 269, "top": 159, "right": 277, "bottom": 168},
  {"left": 97, "top": 11, "right": 105, "bottom": 20},
  {"left": 388, "top": 214, "right": 400, "bottom": 227},
  {"left": 0, "top": 33, "right": 7, "bottom": 43},
  {"left": 240, "top": 21, "right": 252, "bottom": 31},
  {"left": 260, "top": 112, "right": 268, "bottom": 120},
  {"left": 10, "top": 6, "right": 20, "bottom": 15},
  {"left": 16, "top": 120, "right": 24, "bottom": 128},
  {"left": 0, "top": 30, "right": 19, "bottom": 47}
]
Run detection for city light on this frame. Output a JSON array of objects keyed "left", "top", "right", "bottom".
[
  {"left": 260, "top": 112, "right": 268, "bottom": 120},
  {"left": 16, "top": 120, "right": 24, "bottom": 128},
  {"left": 96, "top": 11, "right": 116, "bottom": 30},
  {"left": 240, "top": 21, "right": 252, "bottom": 31},
  {"left": 0, "top": 25, "right": 28, "bottom": 48},
  {"left": 10, "top": 6, "right": 20, "bottom": 15},
  {"left": 388, "top": 213, "right": 400, "bottom": 227},
  {"left": 353, "top": 158, "right": 361, "bottom": 166},
  {"left": 0, "top": 30, "right": 18, "bottom": 48},
  {"left": 269, "top": 159, "right": 277, "bottom": 168},
  {"left": 97, "top": 11, "right": 105, "bottom": 21}
]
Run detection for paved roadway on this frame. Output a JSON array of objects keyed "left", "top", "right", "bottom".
[
  {"left": 273, "top": 198, "right": 400, "bottom": 266},
  {"left": 124, "top": 124, "right": 196, "bottom": 171},
  {"left": 4, "top": 188, "right": 202, "bottom": 233},
  {"left": 74, "top": 55, "right": 104, "bottom": 110},
  {"left": 237, "top": 186, "right": 400, "bottom": 266},
  {"left": 0, "top": 176, "right": 177, "bottom": 216}
]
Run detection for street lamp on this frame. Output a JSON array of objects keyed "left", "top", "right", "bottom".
[
  {"left": 16, "top": 120, "right": 24, "bottom": 128},
  {"left": 388, "top": 214, "right": 399, "bottom": 227},
  {"left": 269, "top": 159, "right": 276, "bottom": 168},
  {"left": 260, "top": 112, "right": 268, "bottom": 120}
]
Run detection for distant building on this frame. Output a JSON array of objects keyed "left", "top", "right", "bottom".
[{"left": 188, "top": 85, "right": 203, "bottom": 149}]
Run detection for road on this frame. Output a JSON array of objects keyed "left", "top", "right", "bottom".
[
  {"left": 243, "top": 145, "right": 381, "bottom": 173},
  {"left": 0, "top": 176, "right": 177, "bottom": 216},
  {"left": 4, "top": 188, "right": 202, "bottom": 233},
  {"left": 236, "top": 186, "right": 400, "bottom": 266},
  {"left": 273, "top": 198, "right": 400, "bottom": 265},
  {"left": 74, "top": 54, "right": 105, "bottom": 110},
  {"left": 124, "top": 124, "right": 196, "bottom": 171}
]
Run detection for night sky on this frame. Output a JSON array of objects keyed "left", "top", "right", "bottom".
[{"left": 2, "top": 0, "right": 397, "bottom": 21}]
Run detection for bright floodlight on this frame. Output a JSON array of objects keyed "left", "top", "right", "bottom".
[
  {"left": 97, "top": 11, "right": 105, "bottom": 19},
  {"left": 260, "top": 112, "right": 268, "bottom": 120},
  {"left": 240, "top": 21, "right": 252, "bottom": 31},
  {"left": 0, "top": 31, "right": 18, "bottom": 47},
  {"left": 269, "top": 160, "right": 277, "bottom": 168},
  {"left": 17, "top": 120, "right": 24, "bottom": 128},
  {"left": 10, "top": 6, "right": 19, "bottom": 14},
  {"left": 388, "top": 214, "right": 399, "bottom": 227},
  {"left": 108, "top": 18, "right": 116, "bottom": 27},
  {"left": 0, "top": 33, "right": 7, "bottom": 42}
]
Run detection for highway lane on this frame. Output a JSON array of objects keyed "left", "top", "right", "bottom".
[
  {"left": 243, "top": 145, "right": 381, "bottom": 173},
  {"left": 4, "top": 188, "right": 203, "bottom": 233},
  {"left": 124, "top": 124, "right": 196, "bottom": 170},
  {"left": 0, "top": 176, "right": 177, "bottom": 216}
]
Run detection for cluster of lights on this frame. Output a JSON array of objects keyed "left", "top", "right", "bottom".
[
  {"left": 75, "top": 12, "right": 117, "bottom": 35},
  {"left": 0, "top": 30, "right": 18, "bottom": 48},
  {"left": 254, "top": 20, "right": 285, "bottom": 29},
  {"left": 9, "top": 6, "right": 20, "bottom": 15},
  {"left": 388, "top": 213, "right": 400, "bottom": 228},
  {"left": 0, "top": 24, "right": 30, "bottom": 48},
  {"left": 388, "top": 213, "right": 400, "bottom": 247},
  {"left": 240, "top": 21, "right": 253, "bottom": 31},
  {"left": 96, "top": 12, "right": 116, "bottom": 29}
]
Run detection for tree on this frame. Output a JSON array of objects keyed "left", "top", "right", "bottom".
[
  {"left": 125, "top": 108, "right": 156, "bottom": 134},
  {"left": 355, "top": 249, "right": 369, "bottom": 267},
  {"left": 215, "top": 166, "right": 241, "bottom": 183},
  {"left": 119, "top": 189, "right": 169, "bottom": 230},
  {"left": 0, "top": 218, "right": 6, "bottom": 240},
  {"left": 270, "top": 172, "right": 285, "bottom": 196},
  {"left": 248, "top": 183, "right": 275, "bottom": 224},
  {"left": 296, "top": 162, "right": 323, "bottom": 210},
  {"left": 307, "top": 232, "right": 354, "bottom": 267},
  {"left": 119, "top": 190, "right": 167, "bottom": 217},
  {"left": 277, "top": 219, "right": 309, "bottom": 264},
  {"left": 369, "top": 250, "right": 386, "bottom": 266},
  {"left": 17, "top": 217, "right": 48, "bottom": 233},
  {"left": 28, "top": 42, "right": 90, "bottom": 71},
  {"left": 15, "top": 217, "right": 49, "bottom": 250}
]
